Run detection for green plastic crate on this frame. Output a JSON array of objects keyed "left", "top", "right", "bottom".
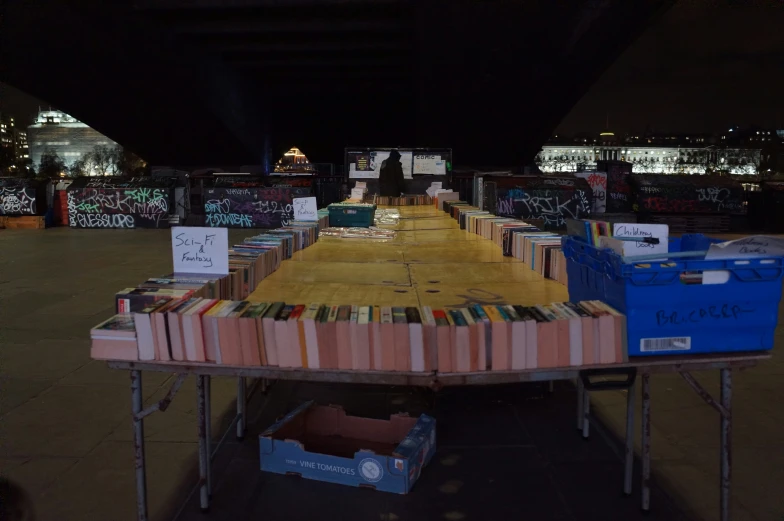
[{"left": 328, "top": 203, "right": 377, "bottom": 227}]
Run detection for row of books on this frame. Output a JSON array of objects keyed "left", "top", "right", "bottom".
[
  {"left": 91, "top": 300, "right": 628, "bottom": 371},
  {"left": 372, "top": 194, "right": 433, "bottom": 206},
  {"left": 441, "top": 201, "right": 569, "bottom": 286},
  {"left": 115, "top": 220, "right": 325, "bottom": 314}
]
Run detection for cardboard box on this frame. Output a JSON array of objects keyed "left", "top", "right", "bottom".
[{"left": 259, "top": 402, "right": 436, "bottom": 493}]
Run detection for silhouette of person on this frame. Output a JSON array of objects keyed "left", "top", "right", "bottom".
[
  {"left": 378, "top": 150, "right": 405, "bottom": 197},
  {"left": 0, "top": 478, "right": 36, "bottom": 521}
]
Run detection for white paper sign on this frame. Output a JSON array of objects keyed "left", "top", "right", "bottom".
[
  {"left": 349, "top": 151, "right": 413, "bottom": 179},
  {"left": 350, "top": 188, "right": 364, "bottom": 200},
  {"left": 428, "top": 186, "right": 451, "bottom": 197},
  {"left": 349, "top": 163, "right": 377, "bottom": 179},
  {"left": 703, "top": 236, "right": 784, "bottom": 284},
  {"left": 292, "top": 197, "right": 318, "bottom": 221},
  {"left": 172, "top": 226, "right": 229, "bottom": 275},
  {"left": 399, "top": 152, "right": 413, "bottom": 179},
  {"left": 600, "top": 236, "right": 668, "bottom": 260},
  {"left": 413, "top": 155, "right": 441, "bottom": 175},
  {"left": 434, "top": 161, "right": 447, "bottom": 176},
  {"left": 355, "top": 182, "right": 367, "bottom": 190},
  {"left": 613, "top": 223, "right": 669, "bottom": 240}
]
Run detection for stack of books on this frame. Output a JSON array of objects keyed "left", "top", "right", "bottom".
[
  {"left": 91, "top": 300, "right": 628, "bottom": 371},
  {"left": 318, "top": 210, "right": 330, "bottom": 230},
  {"left": 90, "top": 314, "right": 138, "bottom": 361},
  {"left": 441, "top": 202, "right": 568, "bottom": 286},
  {"left": 373, "top": 195, "right": 433, "bottom": 206},
  {"left": 115, "top": 220, "right": 324, "bottom": 313}
]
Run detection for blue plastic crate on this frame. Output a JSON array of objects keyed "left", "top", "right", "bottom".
[
  {"left": 328, "top": 204, "right": 376, "bottom": 228},
  {"left": 562, "top": 236, "right": 609, "bottom": 303},
  {"left": 563, "top": 235, "right": 784, "bottom": 356}
]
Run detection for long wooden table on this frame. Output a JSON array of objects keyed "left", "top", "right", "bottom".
[{"left": 109, "top": 206, "right": 768, "bottom": 521}]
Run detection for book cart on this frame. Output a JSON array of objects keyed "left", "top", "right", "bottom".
[{"left": 105, "top": 206, "right": 775, "bottom": 521}]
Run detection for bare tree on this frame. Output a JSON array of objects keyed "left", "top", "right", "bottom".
[
  {"left": 38, "top": 148, "right": 67, "bottom": 178},
  {"left": 113, "top": 146, "right": 147, "bottom": 176},
  {"left": 69, "top": 157, "right": 89, "bottom": 177},
  {"left": 83, "top": 145, "right": 117, "bottom": 176}
]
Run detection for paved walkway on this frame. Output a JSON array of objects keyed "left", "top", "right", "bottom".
[
  {"left": 0, "top": 216, "right": 780, "bottom": 520},
  {"left": 175, "top": 380, "right": 689, "bottom": 521}
]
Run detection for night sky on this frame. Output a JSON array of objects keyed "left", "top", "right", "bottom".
[
  {"left": 2, "top": 3, "right": 782, "bottom": 137},
  {"left": 557, "top": 3, "right": 784, "bottom": 135}
]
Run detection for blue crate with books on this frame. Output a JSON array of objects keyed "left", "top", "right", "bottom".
[{"left": 562, "top": 234, "right": 784, "bottom": 357}]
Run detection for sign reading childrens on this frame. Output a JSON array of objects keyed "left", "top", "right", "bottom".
[
  {"left": 171, "top": 226, "right": 229, "bottom": 275},
  {"left": 292, "top": 197, "right": 318, "bottom": 222}
]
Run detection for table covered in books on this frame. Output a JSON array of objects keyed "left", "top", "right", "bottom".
[{"left": 94, "top": 205, "right": 772, "bottom": 521}]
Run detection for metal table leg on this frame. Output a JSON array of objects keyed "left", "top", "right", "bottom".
[
  {"left": 197, "top": 375, "right": 209, "bottom": 512},
  {"left": 131, "top": 370, "right": 148, "bottom": 521},
  {"left": 581, "top": 386, "right": 591, "bottom": 439},
  {"left": 237, "top": 377, "right": 247, "bottom": 440},
  {"left": 624, "top": 380, "right": 636, "bottom": 496},
  {"left": 641, "top": 373, "right": 651, "bottom": 512},
  {"left": 205, "top": 375, "right": 212, "bottom": 497},
  {"left": 576, "top": 379, "right": 584, "bottom": 431},
  {"left": 679, "top": 369, "right": 734, "bottom": 521},
  {"left": 720, "top": 368, "right": 732, "bottom": 521}
]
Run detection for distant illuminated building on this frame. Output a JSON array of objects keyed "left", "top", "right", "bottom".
[
  {"left": 0, "top": 113, "right": 30, "bottom": 173},
  {"left": 28, "top": 110, "right": 117, "bottom": 174},
  {"left": 274, "top": 146, "right": 315, "bottom": 174},
  {"left": 14, "top": 126, "right": 29, "bottom": 162},
  {"left": 537, "top": 131, "right": 763, "bottom": 175}
]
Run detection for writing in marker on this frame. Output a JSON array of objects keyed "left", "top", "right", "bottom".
[
  {"left": 614, "top": 236, "right": 660, "bottom": 245},
  {"left": 181, "top": 252, "right": 213, "bottom": 268},
  {"left": 655, "top": 304, "right": 755, "bottom": 326}
]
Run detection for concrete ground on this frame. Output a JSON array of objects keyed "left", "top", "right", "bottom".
[
  {"left": 174, "top": 380, "right": 689, "bottom": 521},
  {"left": 0, "top": 226, "right": 781, "bottom": 521}
]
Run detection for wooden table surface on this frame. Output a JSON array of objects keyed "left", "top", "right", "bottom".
[{"left": 248, "top": 205, "right": 569, "bottom": 308}]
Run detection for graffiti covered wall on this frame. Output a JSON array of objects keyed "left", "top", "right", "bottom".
[
  {"left": 491, "top": 176, "right": 593, "bottom": 229},
  {"left": 204, "top": 186, "right": 311, "bottom": 228},
  {"left": 67, "top": 177, "right": 175, "bottom": 228},
  {"left": 0, "top": 178, "right": 46, "bottom": 216}
]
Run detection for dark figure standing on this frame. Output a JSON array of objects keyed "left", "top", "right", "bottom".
[{"left": 378, "top": 150, "right": 405, "bottom": 197}]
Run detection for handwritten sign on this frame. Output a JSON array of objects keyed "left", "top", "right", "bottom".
[
  {"left": 613, "top": 223, "right": 668, "bottom": 240},
  {"left": 707, "top": 235, "right": 784, "bottom": 259},
  {"left": 599, "top": 236, "right": 668, "bottom": 260},
  {"left": 292, "top": 197, "right": 318, "bottom": 221},
  {"left": 703, "top": 235, "right": 784, "bottom": 284},
  {"left": 413, "top": 155, "right": 441, "bottom": 175},
  {"left": 350, "top": 188, "right": 364, "bottom": 200},
  {"left": 171, "top": 226, "right": 229, "bottom": 275}
]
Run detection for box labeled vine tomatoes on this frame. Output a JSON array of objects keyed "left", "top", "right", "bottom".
[{"left": 259, "top": 401, "right": 435, "bottom": 494}]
